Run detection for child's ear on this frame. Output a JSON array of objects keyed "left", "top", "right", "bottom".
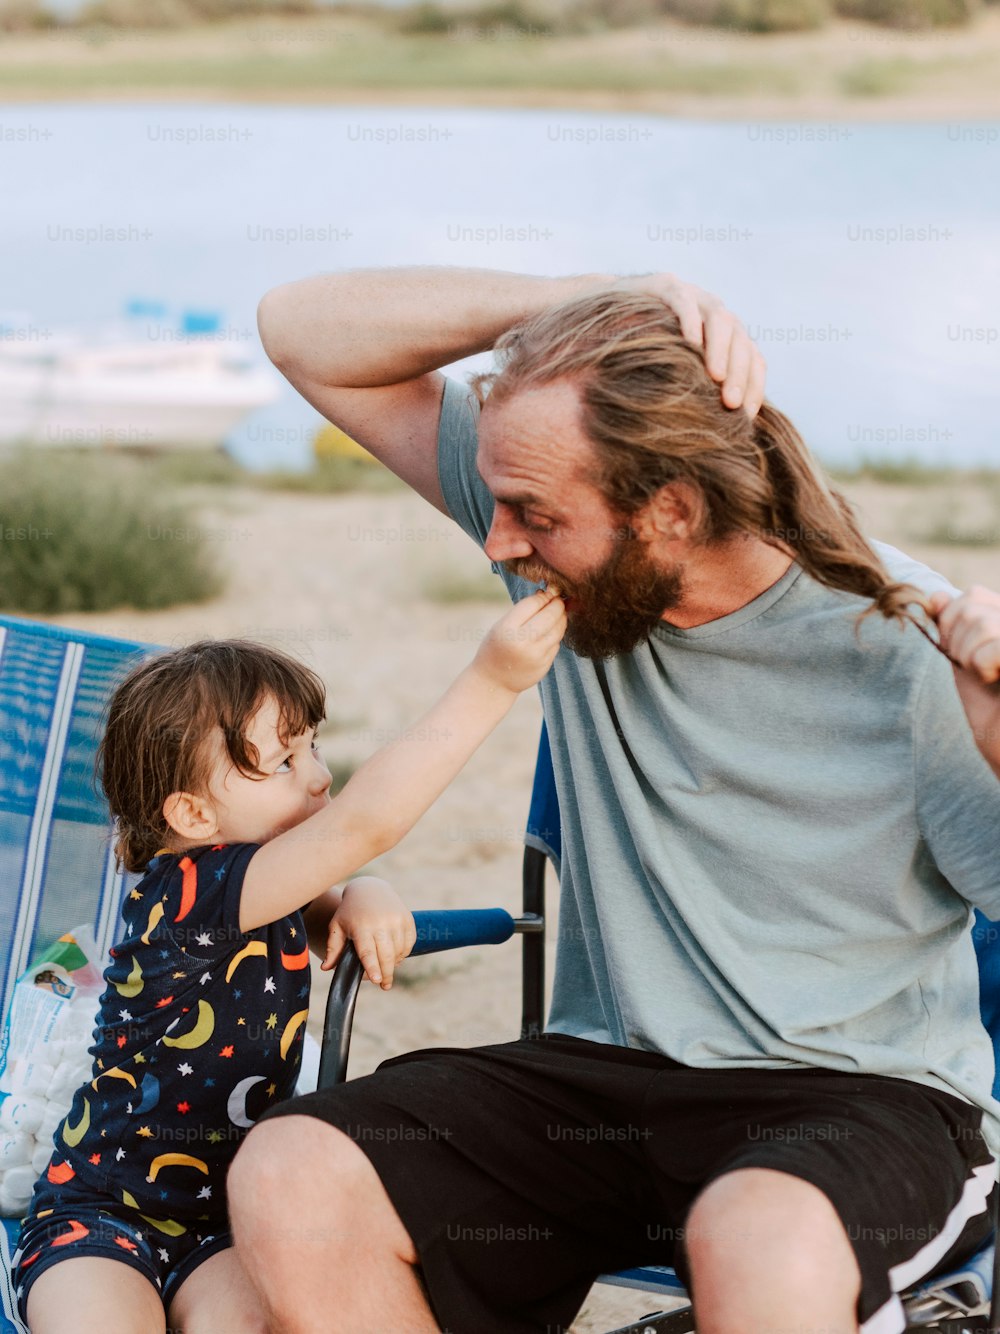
[{"left": 163, "top": 790, "right": 217, "bottom": 841}]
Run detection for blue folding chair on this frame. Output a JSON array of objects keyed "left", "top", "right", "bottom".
[
  {"left": 321, "top": 719, "right": 1000, "bottom": 1334},
  {"left": 0, "top": 614, "right": 155, "bottom": 1332},
  {"left": 0, "top": 613, "right": 535, "bottom": 1332}
]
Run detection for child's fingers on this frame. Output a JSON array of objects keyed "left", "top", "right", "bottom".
[
  {"left": 395, "top": 915, "right": 417, "bottom": 960},
  {"left": 504, "top": 588, "right": 561, "bottom": 628},
  {"left": 354, "top": 941, "right": 383, "bottom": 986},
  {"left": 321, "top": 921, "right": 348, "bottom": 972},
  {"left": 514, "top": 599, "right": 567, "bottom": 645},
  {"left": 373, "top": 932, "right": 397, "bottom": 989}
]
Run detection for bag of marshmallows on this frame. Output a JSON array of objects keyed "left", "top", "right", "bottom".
[{"left": 0, "top": 928, "right": 105, "bottom": 1217}]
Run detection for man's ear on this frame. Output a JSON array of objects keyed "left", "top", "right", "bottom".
[
  {"left": 634, "top": 481, "right": 704, "bottom": 545},
  {"left": 163, "top": 790, "right": 218, "bottom": 842}
]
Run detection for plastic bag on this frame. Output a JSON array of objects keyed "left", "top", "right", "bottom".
[{"left": 0, "top": 928, "right": 105, "bottom": 1216}]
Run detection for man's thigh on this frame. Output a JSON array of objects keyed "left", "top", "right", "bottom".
[
  {"left": 642, "top": 1064, "right": 996, "bottom": 1332},
  {"left": 259, "top": 1042, "right": 995, "bottom": 1334},
  {"left": 257, "top": 1033, "right": 678, "bottom": 1334}
]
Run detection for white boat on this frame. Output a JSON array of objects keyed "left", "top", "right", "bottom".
[{"left": 0, "top": 307, "right": 281, "bottom": 450}]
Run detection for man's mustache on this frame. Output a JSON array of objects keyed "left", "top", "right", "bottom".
[{"left": 503, "top": 558, "right": 571, "bottom": 593}]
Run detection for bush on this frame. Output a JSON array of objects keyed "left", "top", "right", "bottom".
[
  {"left": 663, "top": 0, "right": 830, "bottom": 30},
  {"left": 78, "top": 0, "right": 317, "bottom": 27},
  {"left": 396, "top": 1, "right": 452, "bottom": 32},
  {"left": 0, "top": 450, "right": 224, "bottom": 614},
  {"left": 834, "top": 0, "right": 976, "bottom": 26},
  {"left": 397, "top": 0, "right": 552, "bottom": 34},
  {"left": 0, "top": 0, "right": 58, "bottom": 30}
]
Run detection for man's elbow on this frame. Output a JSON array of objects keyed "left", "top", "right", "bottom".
[{"left": 257, "top": 284, "right": 298, "bottom": 374}]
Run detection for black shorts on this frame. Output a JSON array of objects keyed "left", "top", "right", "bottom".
[{"left": 259, "top": 1033, "right": 996, "bottom": 1334}]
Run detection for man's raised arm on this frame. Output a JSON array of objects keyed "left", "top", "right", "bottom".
[
  {"left": 256, "top": 266, "right": 767, "bottom": 515},
  {"left": 256, "top": 267, "right": 615, "bottom": 513}
]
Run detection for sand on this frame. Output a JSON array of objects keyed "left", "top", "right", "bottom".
[{"left": 37, "top": 470, "right": 1000, "bottom": 1331}]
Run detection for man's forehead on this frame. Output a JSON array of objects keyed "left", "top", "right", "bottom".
[{"left": 477, "top": 381, "right": 596, "bottom": 496}]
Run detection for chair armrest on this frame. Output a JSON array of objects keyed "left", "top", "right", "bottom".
[{"left": 317, "top": 908, "right": 517, "bottom": 1089}]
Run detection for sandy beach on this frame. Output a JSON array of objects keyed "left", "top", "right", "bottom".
[{"left": 26, "top": 458, "right": 1000, "bottom": 1331}]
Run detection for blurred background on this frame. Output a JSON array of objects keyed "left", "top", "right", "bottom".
[{"left": 1, "top": 6, "right": 998, "bottom": 1326}]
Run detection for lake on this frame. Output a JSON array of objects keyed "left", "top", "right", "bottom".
[{"left": 1, "top": 104, "right": 998, "bottom": 469}]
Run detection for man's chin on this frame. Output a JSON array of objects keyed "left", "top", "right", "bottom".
[{"left": 562, "top": 611, "right": 662, "bottom": 660}]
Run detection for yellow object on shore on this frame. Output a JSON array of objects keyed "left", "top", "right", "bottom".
[{"left": 313, "top": 422, "right": 377, "bottom": 463}]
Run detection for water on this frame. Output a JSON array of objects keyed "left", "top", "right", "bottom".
[{"left": 1, "top": 104, "right": 998, "bottom": 470}]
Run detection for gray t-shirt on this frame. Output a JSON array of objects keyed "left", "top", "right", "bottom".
[{"left": 437, "top": 375, "right": 1000, "bottom": 1149}]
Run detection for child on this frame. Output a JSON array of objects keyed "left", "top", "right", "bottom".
[{"left": 12, "top": 587, "right": 566, "bottom": 1333}]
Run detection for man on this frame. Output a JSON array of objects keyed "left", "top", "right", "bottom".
[{"left": 228, "top": 267, "right": 1000, "bottom": 1334}]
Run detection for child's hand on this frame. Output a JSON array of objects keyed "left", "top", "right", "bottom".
[
  {"left": 473, "top": 589, "right": 567, "bottom": 694},
  {"left": 321, "top": 875, "right": 416, "bottom": 989}
]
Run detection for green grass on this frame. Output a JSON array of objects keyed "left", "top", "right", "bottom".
[
  {"left": 253, "top": 456, "right": 406, "bottom": 495},
  {"left": 0, "top": 449, "right": 224, "bottom": 613},
  {"left": 418, "top": 568, "right": 510, "bottom": 604},
  {"left": 828, "top": 455, "right": 985, "bottom": 485},
  {"left": 0, "top": 18, "right": 808, "bottom": 97},
  {"left": 110, "top": 447, "right": 405, "bottom": 494}
]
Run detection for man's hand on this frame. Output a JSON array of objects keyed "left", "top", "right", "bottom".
[
  {"left": 610, "top": 274, "right": 767, "bottom": 417},
  {"left": 929, "top": 587, "right": 1000, "bottom": 778}
]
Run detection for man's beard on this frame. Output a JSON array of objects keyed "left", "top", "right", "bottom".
[{"left": 505, "top": 533, "right": 684, "bottom": 660}]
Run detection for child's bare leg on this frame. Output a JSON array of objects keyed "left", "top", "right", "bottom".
[
  {"left": 166, "top": 1247, "right": 267, "bottom": 1334},
  {"left": 26, "top": 1256, "right": 166, "bottom": 1334}
]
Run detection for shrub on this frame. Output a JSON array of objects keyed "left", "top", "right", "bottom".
[
  {"left": 0, "top": 1, "right": 58, "bottom": 31},
  {"left": 834, "top": 0, "right": 976, "bottom": 26},
  {"left": 396, "top": 2, "right": 453, "bottom": 33},
  {"left": 0, "top": 450, "right": 224, "bottom": 614},
  {"left": 418, "top": 568, "right": 510, "bottom": 604},
  {"left": 664, "top": 0, "right": 831, "bottom": 30}
]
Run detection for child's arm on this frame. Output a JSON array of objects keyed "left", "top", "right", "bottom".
[
  {"left": 301, "top": 885, "right": 343, "bottom": 957},
  {"left": 239, "top": 588, "right": 566, "bottom": 932},
  {"left": 300, "top": 877, "right": 416, "bottom": 988}
]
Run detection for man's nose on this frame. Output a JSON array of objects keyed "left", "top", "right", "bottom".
[{"left": 484, "top": 505, "right": 534, "bottom": 564}]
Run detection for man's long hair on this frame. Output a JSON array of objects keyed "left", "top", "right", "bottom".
[{"left": 469, "top": 289, "right": 933, "bottom": 635}]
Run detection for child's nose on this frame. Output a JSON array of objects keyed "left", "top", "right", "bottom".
[{"left": 309, "top": 753, "right": 332, "bottom": 793}]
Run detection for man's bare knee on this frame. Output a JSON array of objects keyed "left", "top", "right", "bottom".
[
  {"left": 686, "top": 1167, "right": 859, "bottom": 1294},
  {"left": 229, "top": 1115, "right": 419, "bottom": 1265}
]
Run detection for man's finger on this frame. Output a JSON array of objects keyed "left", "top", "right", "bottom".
[
  {"left": 702, "top": 308, "right": 736, "bottom": 384},
  {"left": 950, "top": 618, "right": 998, "bottom": 673},
  {"left": 667, "top": 285, "right": 704, "bottom": 348},
  {"left": 744, "top": 350, "right": 768, "bottom": 420},
  {"left": 722, "top": 332, "right": 752, "bottom": 412},
  {"left": 970, "top": 641, "right": 1000, "bottom": 686},
  {"left": 931, "top": 592, "right": 963, "bottom": 646}
]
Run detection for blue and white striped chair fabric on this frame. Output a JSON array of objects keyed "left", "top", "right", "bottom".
[
  {"left": 0, "top": 614, "right": 153, "bottom": 1333},
  {"left": 525, "top": 720, "right": 999, "bottom": 1334}
]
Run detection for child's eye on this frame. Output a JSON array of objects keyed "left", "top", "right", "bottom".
[{"left": 274, "top": 756, "right": 293, "bottom": 773}]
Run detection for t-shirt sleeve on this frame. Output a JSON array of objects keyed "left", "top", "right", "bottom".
[
  {"left": 155, "top": 842, "right": 260, "bottom": 952},
  {"left": 436, "top": 374, "right": 495, "bottom": 550},
  {"left": 873, "top": 540, "right": 960, "bottom": 599},
  {"left": 914, "top": 652, "right": 1000, "bottom": 917}
]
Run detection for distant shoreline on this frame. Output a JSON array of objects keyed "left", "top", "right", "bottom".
[
  {"left": 2, "top": 88, "right": 1000, "bottom": 118},
  {"left": 1, "top": 11, "right": 999, "bottom": 117}
]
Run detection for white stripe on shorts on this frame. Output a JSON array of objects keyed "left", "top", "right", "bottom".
[{"left": 860, "top": 1158, "right": 996, "bottom": 1334}]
